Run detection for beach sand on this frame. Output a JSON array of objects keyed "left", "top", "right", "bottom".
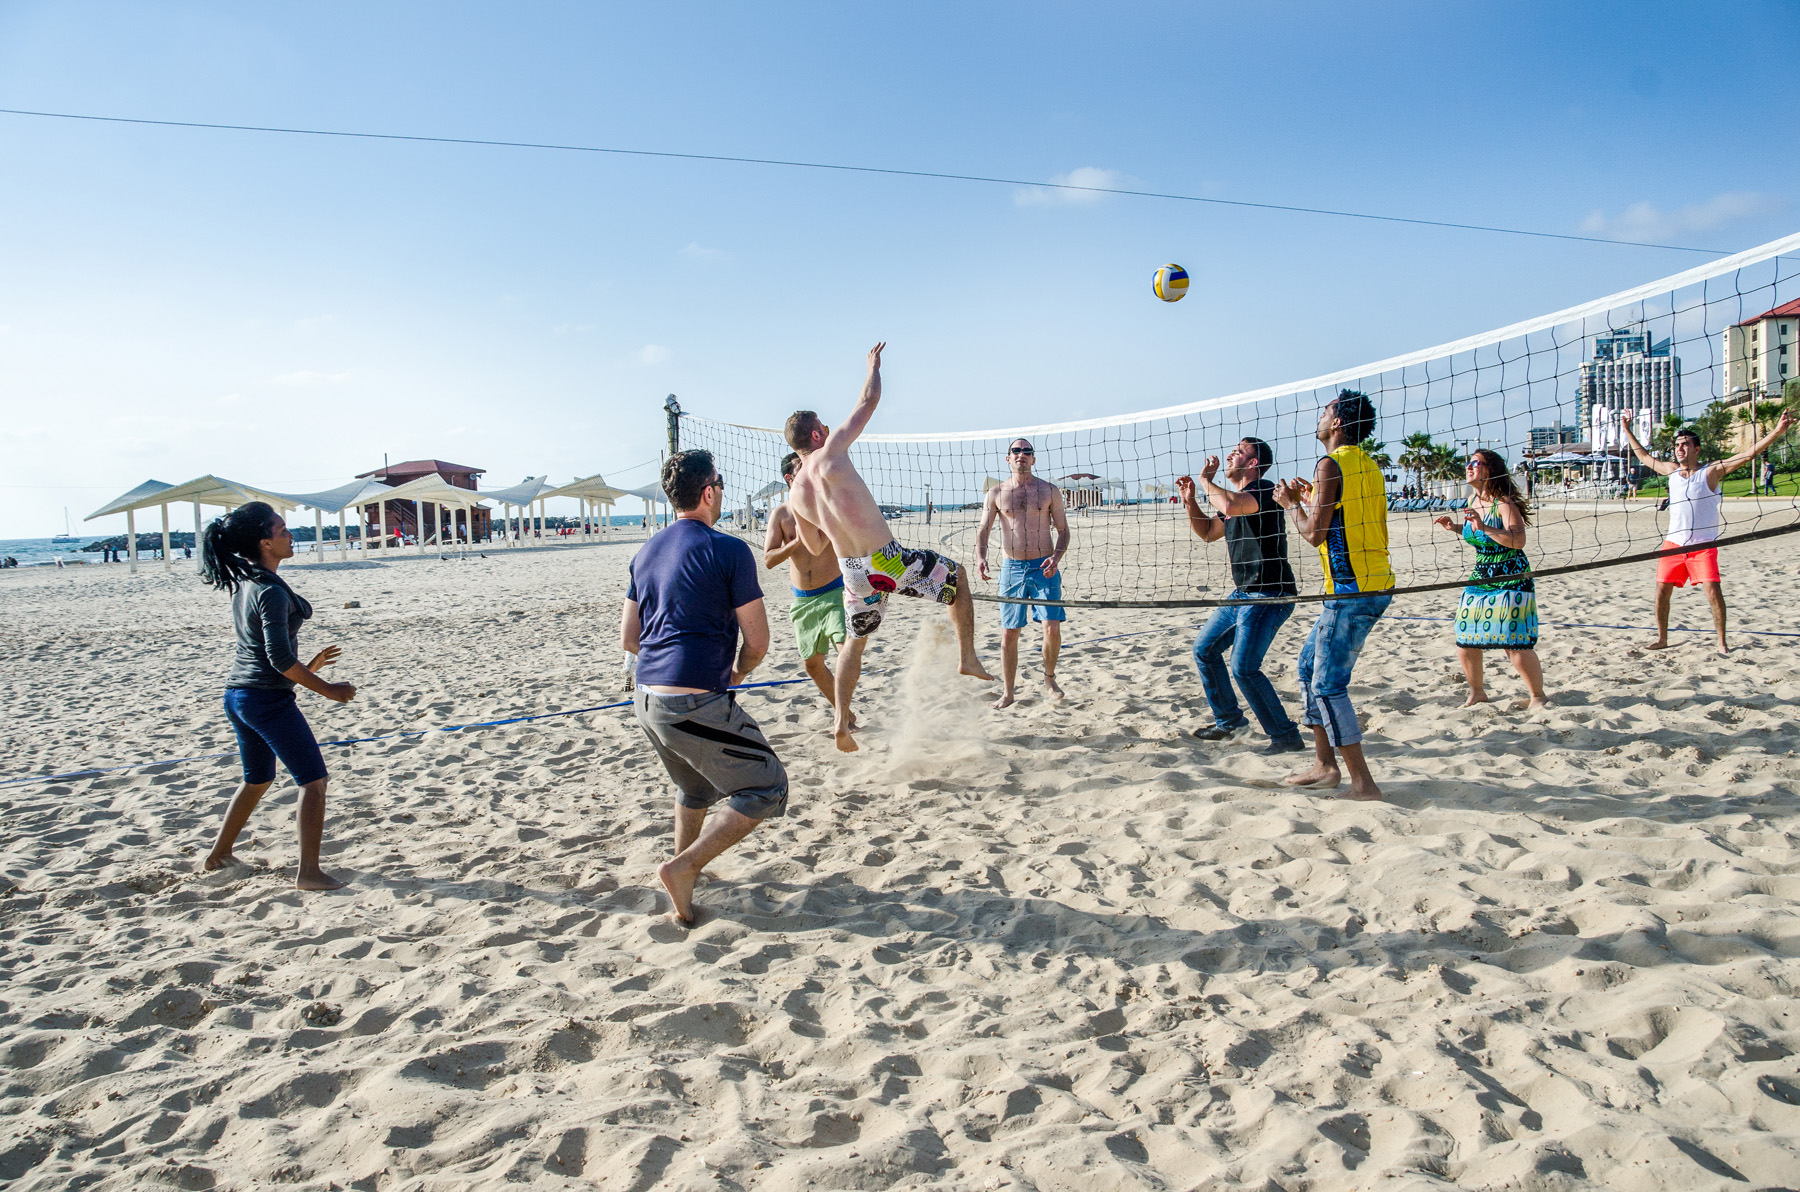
[{"left": 2, "top": 528, "right": 1798, "bottom": 1190}]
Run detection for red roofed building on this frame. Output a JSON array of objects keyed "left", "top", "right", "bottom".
[
  {"left": 354, "top": 459, "right": 489, "bottom": 544},
  {"left": 1725, "top": 299, "right": 1800, "bottom": 397}
]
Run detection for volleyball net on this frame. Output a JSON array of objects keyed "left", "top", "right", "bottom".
[{"left": 679, "top": 233, "right": 1800, "bottom": 608}]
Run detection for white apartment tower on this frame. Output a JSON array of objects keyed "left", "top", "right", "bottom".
[
  {"left": 1574, "top": 328, "right": 1681, "bottom": 433},
  {"left": 1724, "top": 298, "right": 1800, "bottom": 397}
]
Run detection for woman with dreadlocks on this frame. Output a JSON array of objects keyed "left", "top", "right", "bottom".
[
  {"left": 1435, "top": 449, "right": 1550, "bottom": 710},
  {"left": 198, "top": 501, "right": 356, "bottom": 889}
]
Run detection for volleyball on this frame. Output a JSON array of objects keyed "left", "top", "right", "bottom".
[{"left": 1153, "top": 263, "right": 1189, "bottom": 302}]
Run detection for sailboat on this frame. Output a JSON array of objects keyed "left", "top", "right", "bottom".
[{"left": 51, "top": 508, "right": 77, "bottom": 543}]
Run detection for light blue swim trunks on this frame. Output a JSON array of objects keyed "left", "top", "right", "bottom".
[{"left": 999, "top": 556, "right": 1066, "bottom": 629}]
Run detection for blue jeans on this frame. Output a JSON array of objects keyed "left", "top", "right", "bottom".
[
  {"left": 1296, "top": 592, "right": 1393, "bottom": 748},
  {"left": 1192, "top": 591, "right": 1300, "bottom": 740},
  {"left": 223, "top": 688, "right": 327, "bottom": 786}
]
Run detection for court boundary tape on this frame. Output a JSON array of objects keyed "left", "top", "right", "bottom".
[{"left": 3, "top": 604, "right": 1794, "bottom": 791}]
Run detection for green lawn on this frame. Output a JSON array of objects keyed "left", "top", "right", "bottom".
[{"left": 1633, "top": 472, "right": 1799, "bottom": 498}]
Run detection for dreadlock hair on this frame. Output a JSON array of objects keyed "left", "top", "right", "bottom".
[
  {"left": 199, "top": 501, "right": 280, "bottom": 594},
  {"left": 1470, "top": 449, "right": 1532, "bottom": 526}
]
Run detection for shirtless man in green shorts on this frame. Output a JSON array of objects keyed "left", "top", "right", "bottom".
[
  {"left": 786, "top": 343, "right": 995, "bottom": 752},
  {"left": 764, "top": 452, "right": 855, "bottom": 731}
]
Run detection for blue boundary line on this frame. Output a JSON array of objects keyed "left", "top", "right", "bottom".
[{"left": 5, "top": 613, "right": 1794, "bottom": 790}]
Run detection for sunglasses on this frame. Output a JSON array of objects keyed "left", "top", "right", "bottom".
[
  {"left": 707, "top": 474, "right": 726, "bottom": 490},
  {"left": 1009, "top": 447, "right": 1035, "bottom": 456}
]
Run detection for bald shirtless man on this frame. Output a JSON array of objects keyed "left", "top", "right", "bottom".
[
  {"left": 785, "top": 343, "right": 994, "bottom": 752},
  {"left": 764, "top": 452, "right": 854, "bottom": 730},
  {"left": 977, "top": 438, "right": 1070, "bottom": 708}
]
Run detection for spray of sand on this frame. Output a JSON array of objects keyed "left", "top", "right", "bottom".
[{"left": 884, "top": 619, "right": 997, "bottom": 779}]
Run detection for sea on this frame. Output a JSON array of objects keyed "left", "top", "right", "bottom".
[{"left": 0, "top": 537, "right": 110, "bottom": 567}]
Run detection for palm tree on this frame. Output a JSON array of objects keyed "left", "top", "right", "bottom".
[
  {"left": 1425, "top": 441, "right": 1467, "bottom": 482},
  {"left": 1398, "top": 432, "right": 1435, "bottom": 493},
  {"left": 1362, "top": 439, "right": 1393, "bottom": 469},
  {"left": 1651, "top": 412, "right": 1685, "bottom": 456}
]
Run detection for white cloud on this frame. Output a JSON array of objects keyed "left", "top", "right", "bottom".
[
  {"left": 1015, "top": 166, "right": 1127, "bottom": 207},
  {"left": 268, "top": 370, "right": 350, "bottom": 387},
  {"left": 635, "top": 344, "right": 673, "bottom": 366},
  {"left": 1579, "top": 191, "right": 1787, "bottom": 242},
  {"left": 681, "top": 241, "right": 726, "bottom": 260}
]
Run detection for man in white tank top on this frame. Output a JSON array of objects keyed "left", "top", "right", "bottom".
[{"left": 1621, "top": 409, "right": 1794, "bottom": 654}]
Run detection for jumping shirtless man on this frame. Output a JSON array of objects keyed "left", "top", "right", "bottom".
[
  {"left": 764, "top": 451, "right": 854, "bottom": 731},
  {"left": 785, "top": 343, "right": 995, "bottom": 752},
  {"left": 977, "top": 438, "right": 1070, "bottom": 708}
]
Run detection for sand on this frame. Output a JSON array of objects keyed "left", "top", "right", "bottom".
[{"left": 2, "top": 529, "right": 1798, "bottom": 1190}]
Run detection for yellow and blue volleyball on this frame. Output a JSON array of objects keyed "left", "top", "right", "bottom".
[{"left": 1153, "top": 263, "right": 1189, "bottom": 302}]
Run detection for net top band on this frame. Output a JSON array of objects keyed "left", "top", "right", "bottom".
[{"left": 691, "top": 230, "right": 1800, "bottom": 444}]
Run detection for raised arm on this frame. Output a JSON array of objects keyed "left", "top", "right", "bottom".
[
  {"left": 763, "top": 506, "right": 801, "bottom": 570},
  {"left": 1176, "top": 475, "right": 1224, "bottom": 543},
  {"left": 822, "top": 342, "right": 886, "bottom": 454},
  {"left": 1712, "top": 410, "right": 1795, "bottom": 485},
  {"left": 1197, "top": 456, "right": 1259, "bottom": 518},
  {"left": 1619, "top": 410, "right": 1677, "bottom": 476},
  {"left": 1041, "top": 484, "right": 1071, "bottom": 578},
  {"left": 975, "top": 487, "right": 1000, "bottom": 581},
  {"left": 1273, "top": 457, "right": 1342, "bottom": 547}
]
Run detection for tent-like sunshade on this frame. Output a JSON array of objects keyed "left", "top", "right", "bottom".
[
  {"left": 750, "top": 479, "right": 787, "bottom": 502},
  {"left": 1532, "top": 451, "right": 1589, "bottom": 465},
  {"left": 85, "top": 474, "right": 296, "bottom": 522},
  {"left": 621, "top": 482, "right": 671, "bottom": 503},
  {"left": 484, "top": 475, "right": 554, "bottom": 505},
  {"left": 541, "top": 473, "right": 630, "bottom": 504},
  {"left": 263, "top": 478, "right": 395, "bottom": 514}
]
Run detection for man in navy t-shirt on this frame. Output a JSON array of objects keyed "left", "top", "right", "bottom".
[{"left": 621, "top": 449, "right": 787, "bottom": 925}]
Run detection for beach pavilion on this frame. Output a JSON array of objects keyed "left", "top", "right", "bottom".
[
  {"left": 261, "top": 478, "right": 397, "bottom": 561},
  {"left": 620, "top": 481, "right": 674, "bottom": 531},
  {"left": 373, "top": 474, "right": 492, "bottom": 554},
  {"left": 541, "top": 473, "right": 630, "bottom": 540},
  {"left": 85, "top": 475, "right": 302, "bottom": 574},
  {"left": 482, "top": 476, "right": 554, "bottom": 545}
]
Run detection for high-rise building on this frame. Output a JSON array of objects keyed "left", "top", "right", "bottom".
[
  {"left": 1574, "top": 329, "right": 1681, "bottom": 433},
  {"left": 1724, "top": 298, "right": 1800, "bottom": 398},
  {"left": 1528, "top": 421, "right": 1580, "bottom": 451}
]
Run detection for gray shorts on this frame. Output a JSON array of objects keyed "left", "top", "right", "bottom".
[{"left": 634, "top": 689, "right": 789, "bottom": 820}]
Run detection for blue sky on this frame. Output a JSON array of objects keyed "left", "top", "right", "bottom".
[{"left": 2, "top": 1, "right": 1797, "bottom": 536}]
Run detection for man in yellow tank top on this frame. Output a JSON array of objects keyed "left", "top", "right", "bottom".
[{"left": 1271, "top": 390, "right": 1394, "bottom": 801}]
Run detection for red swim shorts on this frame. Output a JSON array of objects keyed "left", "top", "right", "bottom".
[{"left": 1655, "top": 541, "right": 1721, "bottom": 586}]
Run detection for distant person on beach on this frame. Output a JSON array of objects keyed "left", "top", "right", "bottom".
[
  {"left": 1176, "top": 438, "right": 1305, "bottom": 752},
  {"left": 1434, "top": 449, "right": 1548, "bottom": 709},
  {"left": 623, "top": 449, "right": 787, "bottom": 926},
  {"left": 198, "top": 501, "right": 356, "bottom": 891},
  {"left": 784, "top": 343, "right": 994, "bottom": 752},
  {"left": 1621, "top": 409, "right": 1794, "bottom": 655},
  {"left": 1272, "top": 390, "right": 1393, "bottom": 801},
  {"left": 1763, "top": 457, "right": 1778, "bottom": 495},
  {"left": 764, "top": 451, "right": 854, "bottom": 730},
  {"left": 977, "top": 438, "right": 1071, "bottom": 709}
]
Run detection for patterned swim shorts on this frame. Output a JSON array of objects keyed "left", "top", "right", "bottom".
[{"left": 840, "top": 539, "right": 960, "bottom": 639}]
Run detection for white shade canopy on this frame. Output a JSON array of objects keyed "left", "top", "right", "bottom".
[
  {"left": 542, "top": 473, "right": 628, "bottom": 503},
  {"left": 85, "top": 475, "right": 298, "bottom": 522},
  {"left": 484, "top": 475, "right": 554, "bottom": 505},
  {"left": 262, "top": 478, "right": 396, "bottom": 514},
  {"left": 380, "top": 474, "right": 490, "bottom": 509},
  {"left": 620, "top": 482, "right": 672, "bottom": 503},
  {"left": 750, "top": 479, "right": 787, "bottom": 501}
]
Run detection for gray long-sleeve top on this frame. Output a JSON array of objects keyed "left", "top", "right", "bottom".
[{"left": 225, "top": 568, "right": 314, "bottom": 690}]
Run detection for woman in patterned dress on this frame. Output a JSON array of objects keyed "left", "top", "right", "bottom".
[{"left": 1434, "top": 449, "right": 1549, "bottom": 709}]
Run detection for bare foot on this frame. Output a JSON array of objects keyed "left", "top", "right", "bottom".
[
  {"left": 201, "top": 853, "right": 240, "bottom": 873},
  {"left": 823, "top": 710, "right": 860, "bottom": 735},
  {"left": 1460, "top": 694, "right": 1489, "bottom": 708},
  {"left": 1337, "top": 780, "right": 1384, "bottom": 801},
  {"left": 835, "top": 727, "right": 859, "bottom": 753},
  {"left": 1645, "top": 639, "right": 1670, "bottom": 651},
  {"left": 657, "top": 858, "right": 697, "bottom": 926},
  {"left": 294, "top": 869, "right": 346, "bottom": 891},
  {"left": 1521, "top": 697, "right": 1552, "bottom": 711},
  {"left": 993, "top": 692, "right": 1016, "bottom": 710},
  {"left": 1044, "top": 675, "right": 1064, "bottom": 702},
  {"left": 1284, "top": 766, "right": 1341, "bottom": 789},
  {"left": 961, "top": 660, "right": 997, "bottom": 682},
  {"left": 1716, "top": 643, "right": 1730, "bottom": 656}
]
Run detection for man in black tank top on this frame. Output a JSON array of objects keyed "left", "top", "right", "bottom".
[{"left": 1177, "top": 438, "right": 1305, "bottom": 753}]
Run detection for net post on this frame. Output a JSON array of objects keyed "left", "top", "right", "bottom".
[{"left": 665, "top": 394, "right": 682, "bottom": 456}]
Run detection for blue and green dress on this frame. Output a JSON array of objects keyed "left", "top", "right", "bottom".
[{"left": 1455, "top": 504, "right": 1537, "bottom": 650}]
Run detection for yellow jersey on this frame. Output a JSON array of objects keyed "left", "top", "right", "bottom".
[{"left": 1317, "top": 444, "right": 1394, "bottom": 594}]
